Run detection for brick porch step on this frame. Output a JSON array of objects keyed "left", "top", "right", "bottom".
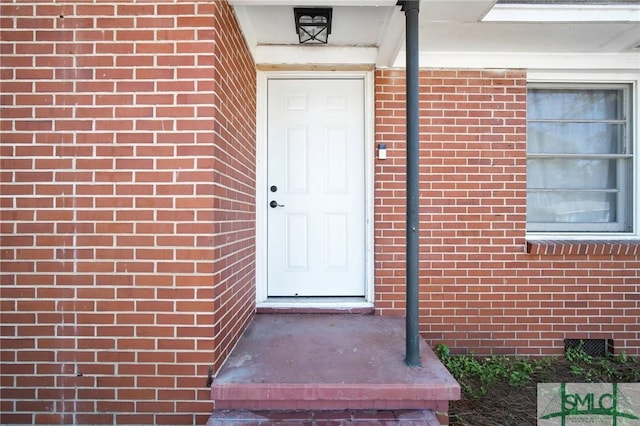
[
  {"left": 206, "top": 409, "right": 442, "bottom": 425},
  {"left": 211, "top": 314, "right": 459, "bottom": 417}
]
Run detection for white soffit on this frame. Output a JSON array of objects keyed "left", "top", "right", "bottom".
[
  {"left": 230, "top": 0, "right": 640, "bottom": 69},
  {"left": 229, "top": 0, "right": 402, "bottom": 66},
  {"left": 483, "top": 4, "right": 640, "bottom": 22},
  {"left": 396, "top": 1, "right": 640, "bottom": 70},
  {"left": 229, "top": 0, "right": 396, "bottom": 5}
]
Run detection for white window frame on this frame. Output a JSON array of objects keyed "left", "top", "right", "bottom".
[{"left": 527, "top": 71, "right": 639, "bottom": 241}]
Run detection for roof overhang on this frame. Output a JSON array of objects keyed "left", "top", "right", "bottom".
[{"left": 229, "top": 0, "right": 640, "bottom": 71}]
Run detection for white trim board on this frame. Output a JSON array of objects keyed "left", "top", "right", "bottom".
[{"left": 391, "top": 52, "right": 640, "bottom": 71}]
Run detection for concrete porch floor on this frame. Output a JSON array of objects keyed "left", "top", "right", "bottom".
[{"left": 209, "top": 314, "right": 460, "bottom": 424}]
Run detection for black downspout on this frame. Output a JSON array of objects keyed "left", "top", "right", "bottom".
[{"left": 398, "top": 0, "right": 421, "bottom": 368}]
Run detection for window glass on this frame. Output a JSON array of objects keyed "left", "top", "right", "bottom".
[
  {"left": 528, "top": 89, "right": 622, "bottom": 120},
  {"left": 527, "top": 192, "right": 616, "bottom": 223},
  {"left": 526, "top": 84, "right": 632, "bottom": 233},
  {"left": 528, "top": 123, "right": 623, "bottom": 154},
  {"left": 527, "top": 159, "right": 617, "bottom": 190}
]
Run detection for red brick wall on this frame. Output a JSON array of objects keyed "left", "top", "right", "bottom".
[
  {"left": 211, "top": 2, "right": 257, "bottom": 374},
  {"left": 0, "top": 1, "right": 255, "bottom": 424},
  {"left": 375, "top": 69, "right": 640, "bottom": 356}
]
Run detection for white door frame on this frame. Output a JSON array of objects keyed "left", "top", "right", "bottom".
[{"left": 256, "top": 70, "right": 375, "bottom": 308}]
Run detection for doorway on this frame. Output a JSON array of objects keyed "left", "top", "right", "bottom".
[{"left": 257, "top": 73, "right": 374, "bottom": 305}]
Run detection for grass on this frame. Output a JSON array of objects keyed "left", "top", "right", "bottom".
[{"left": 435, "top": 343, "right": 640, "bottom": 426}]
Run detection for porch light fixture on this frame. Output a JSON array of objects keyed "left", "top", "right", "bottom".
[{"left": 294, "top": 7, "right": 332, "bottom": 44}]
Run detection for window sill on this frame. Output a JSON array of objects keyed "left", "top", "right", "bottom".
[{"left": 526, "top": 239, "right": 640, "bottom": 255}]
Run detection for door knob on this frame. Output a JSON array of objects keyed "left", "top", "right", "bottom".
[{"left": 270, "top": 200, "right": 285, "bottom": 208}]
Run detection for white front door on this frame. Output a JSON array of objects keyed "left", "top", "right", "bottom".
[{"left": 267, "top": 79, "right": 365, "bottom": 297}]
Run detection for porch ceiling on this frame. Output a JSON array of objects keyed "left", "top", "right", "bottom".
[{"left": 229, "top": 0, "right": 640, "bottom": 70}]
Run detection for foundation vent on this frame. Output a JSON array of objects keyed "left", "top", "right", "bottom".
[{"left": 564, "top": 338, "right": 613, "bottom": 357}]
